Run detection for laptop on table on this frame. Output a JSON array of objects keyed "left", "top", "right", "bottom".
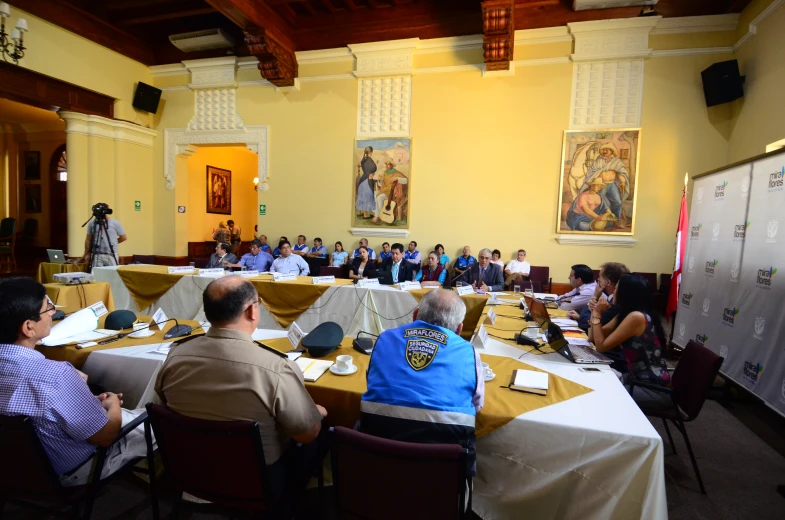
[
  {"left": 47, "top": 249, "right": 66, "bottom": 264},
  {"left": 523, "top": 295, "right": 613, "bottom": 365}
]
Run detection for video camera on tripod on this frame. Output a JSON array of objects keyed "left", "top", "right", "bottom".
[
  {"left": 91, "top": 202, "right": 113, "bottom": 220},
  {"left": 82, "top": 202, "right": 117, "bottom": 271}
]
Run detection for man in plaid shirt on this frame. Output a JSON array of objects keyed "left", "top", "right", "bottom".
[{"left": 0, "top": 278, "right": 148, "bottom": 486}]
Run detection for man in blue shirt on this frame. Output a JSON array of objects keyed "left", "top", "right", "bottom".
[
  {"left": 404, "top": 241, "right": 421, "bottom": 272},
  {"left": 271, "top": 241, "right": 310, "bottom": 275},
  {"left": 306, "top": 237, "right": 328, "bottom": 259},
  {"left": 0, "top": 278, "right": 149, "bottom": 486},
  {"left": 353, "top": 238, "right": 376, "bottom": 261},
  {"left": 293, "top": 235, "right": 310, "bottom": 257},
  {"left": 377, "top": 241, "right": 392, "bottom": 267},
  {"left": 258, "top": 234, "right": 272, "bottom": 254},
  {"left": 453, "top": 245, "right": 477, "bottom": 280},
  {"left": 226, "top": 239, "right": 273, "bottom": 272}
]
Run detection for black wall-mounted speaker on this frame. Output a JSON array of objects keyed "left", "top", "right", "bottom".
[
  {"left": 701, "top": 60, "right": 744, "bottom": 107},
  {"left": 132, "top": 81, "right": 162, "bottom": 114}
]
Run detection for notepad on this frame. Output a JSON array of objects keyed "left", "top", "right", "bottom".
[
  {"left": 295, "top": 358, "right": 334, "bottom": 382},
  {"left": 509, "top": 369, "right": 549, "bottom": 396}
]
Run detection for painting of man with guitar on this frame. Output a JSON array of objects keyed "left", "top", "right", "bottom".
[{"left": 353, "top": 139, "right": 411, "bottom": 229}]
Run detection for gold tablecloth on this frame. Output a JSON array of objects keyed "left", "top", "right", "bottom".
[
  {"left": 249, "top": 277, "right": 354, "bottom": 328},
  {"left": 116, "top": 265, "right": 191, "bottom": 311},
  {"left": 37, "top": 313, "right": 202, "bottom": 369},
  {"left": 261, "top": 336, "right": 592, "bottom": 438},
  {"left": 37, "top": 262, "right": 87, "bottom": 284},
  {"left": 44, "top": 282, "right": 116, "bottom": 315},
  {"left": 409, "top": 290, "right": 488, "bottom": 340}
]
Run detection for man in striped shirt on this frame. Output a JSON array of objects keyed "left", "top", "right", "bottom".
[{"left": 0, "top": 277, "right": 148, "bottom": 486}]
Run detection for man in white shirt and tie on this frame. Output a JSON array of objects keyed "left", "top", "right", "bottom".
[
  {"left": 558, "top": 264, "right": 597, "bottom": 311},
  {"left": 270, "top": 241, "right": 310, "bottom": 275}
]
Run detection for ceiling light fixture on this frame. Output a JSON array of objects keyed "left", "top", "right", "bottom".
[{"left": 0, "top": 3, "right": 28, "bottom": 65}]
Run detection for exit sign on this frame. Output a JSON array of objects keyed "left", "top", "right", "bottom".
[
  {"left": 259, "top": 204, "right": 267, "bottom": 216},
  {"left": 134, "top": 200, "right": 141, "bottom": 211}
]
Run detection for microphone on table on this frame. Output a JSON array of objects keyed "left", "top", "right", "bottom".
[{"left": 452, "top": 264, "right": 475, "bottom": 286}]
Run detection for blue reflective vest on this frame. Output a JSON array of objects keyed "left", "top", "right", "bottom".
[{"left": 360, "top": 320, "right": 477, "bottom": 446}]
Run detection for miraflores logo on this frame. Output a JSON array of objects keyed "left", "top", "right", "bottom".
[
  {"left": 705, "top": 259, "right": 718, "bottom": 276},
  {"left": 756, "top": 266, "right": 777, "bottom": 290},
  {"left": 690, "top": 223, "right": 702, "bottom": 239},
  {"left": 730, "top": 262, "right": 740, "bottom": 281},
  {"left": 721, "top": 306, "right": 740, "bottom": 327},
  {"left": 714, "top": 180, "right": 728, "bottom": 199},
  {"left": 741, "top": 176, "right": 750, "bottom": 195},
  {"left": 681, "top": 292, "right": 693, "bottom": 307},
  {"left": 719, "top": 345, "right": 729, "bottom": 359},
  {"left": 712, "top": 223, "right": 721, "bottom": 240},
  {"left": 743, "top": 361, "right": 764, "bottom": 385},
  {"left": 696, "top": 186, "right": 705, "bottom": 203},
  {"left": 702, "top": 298, "right": 711, "bottom": 315},
  {"left": 695, "top": 334, "right": 708, "bottom": 346},
  {"left": 678, "top": 324, "right": 686, "bottom": 339},
  {"left": 733, "top": 221, "right": 750, "bottom": 240},
  {"left": 688, "top": 256, "right": 696, "bottom": 272},
  {"left": 768, "top": 167, "right": 784, "bottom": 192},
  {"left": 767, "top": 220, "right": 778, "bottom": 243},
  {"left": 754, "top": 316, "right": 765, "bottom": 340}
]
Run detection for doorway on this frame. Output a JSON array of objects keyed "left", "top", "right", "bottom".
[{"left": 49, "top": 144, "right": 67, "bottom": 250}]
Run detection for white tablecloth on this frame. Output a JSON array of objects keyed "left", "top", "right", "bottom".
[
  {"left": 81, "top": 329, "right": 667, "bottom": 520},
  {"left": 93, "top": 266, "right": 422, "bottom": 336}
]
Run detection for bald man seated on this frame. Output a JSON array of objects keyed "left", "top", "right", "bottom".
[{"left": 155, "top": 276, "right": 328, "bottom": 499}]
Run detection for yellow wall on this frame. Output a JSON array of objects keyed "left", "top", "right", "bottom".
[
  {"left": 185, "top": 146, "right": 259, "bottom": 243},
  {"left": 728, "top": 2, "right": 785, "bottom": 162}
]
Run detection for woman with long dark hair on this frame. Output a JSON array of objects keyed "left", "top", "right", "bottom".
[{"left": 588, "top": 274, "right": 671, "bottom": 408}]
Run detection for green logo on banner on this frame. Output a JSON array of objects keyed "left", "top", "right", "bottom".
[
  {"left": 134, "top": 200, "right": 141, "bottom": 211},
  {"left": 259, "top": 204, "right": 266, "bottom": 216}
]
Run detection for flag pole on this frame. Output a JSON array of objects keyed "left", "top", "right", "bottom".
[{"left": 667, "top": 173, "right": 690, "bottom": 351}]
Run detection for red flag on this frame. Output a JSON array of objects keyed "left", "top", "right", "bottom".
[{"left": 666, "top": 190, "right": 689, "bottom": 319}]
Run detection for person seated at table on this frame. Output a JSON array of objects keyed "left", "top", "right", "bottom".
[
  {"left": 490, "top": 249, "right": 504, "bottom": 269},
  {"left": 416, "top": 251, "right": 447, "bottom": 287},
  {"left": 273, "top": 236, "right": 288, "bottom": 258},
  {"left": 377, "top": 243, "right": 415, "bottom": 284},
  {"left": 377, "top": 241, "right": 391, "bottom": 267},
  {"left": 331, "top": 241, "right": 349, "bottom": 267},
  {"left": 258, "top": 234, "right": 272, "bottom": 254},
  {"left": 292, "top": 235, "right": 309, "bottom": 256},
  {"left": 404, "top": 241, "right": 421, "bottom": 272},
  {"left": 435, "top": 244, "right": 450, "bottom": 267},
  {"left": 306, "top": 237, "right": 327, "bottom": 259},
  {"left": 504, "top": 249, "right": 531, "bottom": 288},
  {"left": 349, "top": 246, "right": 377, "bottom": 281},
  {"left": 207, "top": 242, "right": 237, "bottom": 268},
  {"left": 212, "top": 221, "right": 229, "bottom": 244},
  {"left": 588, "top": 274, "right": 671, "bottom": 410},
  {"left": 359, "top": 289, "right": 483, "bottom": 473},
  {"left": 557, "top": 264, "right": 596, "bottom": 311},
  {"left": 270, "top": 241, "right": 310, "bottom": 275},
  {"left": 452, "top": 246, "right": 476, "bottom": 279},
  {"left": 224, "top": 239, "right": 273, "bottom": 272},
  {"left": 353, "top": 238, "right": 376, "bottom": 261},
  {"left": 0, "top": 277, "right": 149, "bottom": 487},
  {"left": 462, "top": 249, "right": 504, "bottom": 292},
  {"left": 155, "top": 276, "right": 328, "bottom": 496}
]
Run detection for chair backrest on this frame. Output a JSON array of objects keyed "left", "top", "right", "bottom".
[
  {"left": 319, "top": 266, "right": 342, "bottom": 277},
  {"left": 592, "top": 269, "right": 600, "bottom": 281},
  {"left": 0, "top": 217, "right": 16, "bottom": 238},
  {"left": 672, "top": 341, "right": 724, "bottom": 420},
  {"left": 528, "top": 266, "right": 549, "bottom": 284},
  {"left": 192, "top": 258, "right": 208, "bottom": 268},
  {"left": 659, "top": 273, "right": 672, "bottom": 292},
  {"left": 633, "top": 272, "right": 658, "bottom": 293},
  {"left": 23, "top": 218, "right": 38, "bottom": 236},
  {"left": 331, "top": 426, "right": 468, "bottom": 520},
  {"left": 146, "top": 403, "right": 271, "bottom": 509},
  {"left": 132, "top": 254, "right": 155, "bottom": 264},
  {"left": 0, "top": 415, "right": 66, "bottom": 501}
]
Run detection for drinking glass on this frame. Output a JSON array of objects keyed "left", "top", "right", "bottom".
[
  {"left": 456, "top": 281, "right": 463, "bottom": 288},
  {"left": 513, "top": 285, "right": 520, "bottom": 296},
  {"left": 189, "top": 262, "right": 195, "bottom": 268}
]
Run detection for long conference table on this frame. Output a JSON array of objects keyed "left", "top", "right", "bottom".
[{"left": 79, "top": 265, "right": 667, "bottom": 520}]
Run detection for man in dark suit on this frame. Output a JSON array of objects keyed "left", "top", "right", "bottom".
[
  {"left": 378, "top": 242, "right": 415, "bottom": 285},
  {"left": 207, "top": 242, "right": 237, "bottom": 268},
  {"left": 463, "top": 248, "right": 504, "bottom": 292}
]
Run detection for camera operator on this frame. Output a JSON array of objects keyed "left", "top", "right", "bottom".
[{"left": 80, "top": 203, "right": 127, "bottom": 267}]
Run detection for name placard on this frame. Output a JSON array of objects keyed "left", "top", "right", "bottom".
[
  {"left": 133, "top": 322, "right": 147, "bottom": 331},
  {"left": 149, "top": 308, "right": 168, "bottom": 330},
  {"left": 288, "top": 321, "right": 306, "bottom": 349},
  {"left": 87, "top": 301, "right": 108, "bottom": 318},
  {"left": 486, "top": 294, "right": 500, "bottom": 305},
  {"left": 273, "top": 272, "right": 298, "bottom": 282},
  {"left": 472, "top": 324, "right": 488, "bottom": 349},
  {"left": 198, "top": 268, "right": 225, "bottom": 276},
  {"left": 484, "top": 308, "right": 497, "bottom": 326},
  {"left": 456, "top": 285, "right": 474, "bottom": 296},
  {"left": 238, "top": 270, "right": 260, "bottom": 278},
  {"left": 168, "top": 266, "right": 195, "bottom": 274},
  {"left": 357, "top": 278, "right": 380, "bottom": 288},
  {"left": 398, "top": 281, "right": 422, "bottom": 291},
  {"left": 312, "top": 275, "right": 336, "bottom": 284}
]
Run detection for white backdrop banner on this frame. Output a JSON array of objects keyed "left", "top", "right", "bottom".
[{"left": 674, "top": 150, "right": 785, "bottom": 416}]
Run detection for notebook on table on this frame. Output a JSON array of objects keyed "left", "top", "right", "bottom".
[
  {"left": 509, "top": 369, "right": 549, "bottom": 396},
  {"left": 295, "top": 358, "right": 334, "bottom": 382}
]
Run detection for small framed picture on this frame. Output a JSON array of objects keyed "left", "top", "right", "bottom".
[
  {"left": 25, "top": 184, "right": 42, "bottom": 213},
  {"left": 24, "top": 151, "right": 41, "bottom": 180}
]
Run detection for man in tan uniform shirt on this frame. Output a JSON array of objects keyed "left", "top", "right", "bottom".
[{"left": 155, "top": 276, "right": 327, "bottom": 494}]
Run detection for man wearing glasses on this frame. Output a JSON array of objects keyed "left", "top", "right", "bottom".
[
  {"left": 0, "top": 277, "right": 148, "bottom": 486},
  {"left": 462, "top": 248, "right": 504, "bottom": 292}
]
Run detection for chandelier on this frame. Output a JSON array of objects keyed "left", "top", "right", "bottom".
[{"left": 0, "top": 3, "right": 28, "bottom": 65}]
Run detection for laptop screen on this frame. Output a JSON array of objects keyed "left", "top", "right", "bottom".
[{"left": 524, "top": 295, "right": 551, "bottom": 328}]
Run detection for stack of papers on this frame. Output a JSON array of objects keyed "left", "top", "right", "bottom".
[
  {"left": 295, "top": 358, "right": 334, "bottom": 382},
  {"left": 510, "top": 369, "right": 549, "bottom": 396},
  {"left": 42, "top": 307, "right": 102, "bottom": 346},
  {"left": 151, "top": 342, "right": 173, "bottom": 356}
]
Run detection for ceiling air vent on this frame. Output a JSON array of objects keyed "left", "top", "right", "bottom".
[
  {"left": 572, "top": 0, "right": 658, "bottom": 11},
  {"left": 169, "top": 29, "right": 235, "bottom": 53}
]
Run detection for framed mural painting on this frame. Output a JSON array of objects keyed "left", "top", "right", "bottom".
[
  {"left": 353, "top": 138, "right": 411, "bottom": 229},
  {"left": 24, "top": 151, "right": 41, "bottom": 180},
  {"left": 557, "top": 129, "right": 641, "bottom": 235},
  {"left": 206, "top": 165, "right": 231, "bottom": 215}
]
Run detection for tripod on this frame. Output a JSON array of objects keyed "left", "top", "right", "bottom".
[{"left": 81, "top": 215, "right": 117, "bottom": 272}]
